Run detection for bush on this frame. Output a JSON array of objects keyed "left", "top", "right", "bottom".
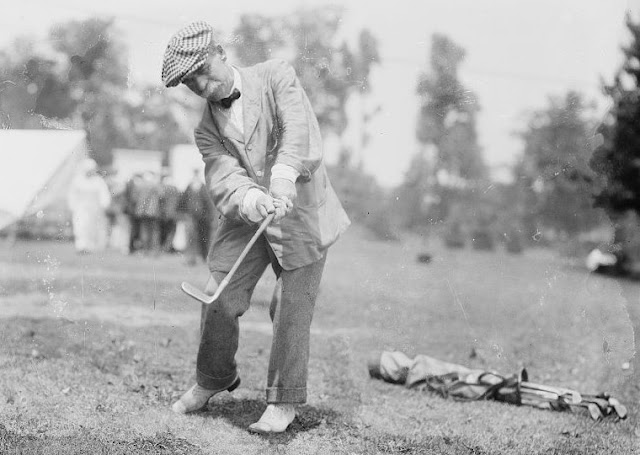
[
  {"left": 470, "top": 228, "right": 494, "bottom": 251},
  {"left": 503, "top": 228, "right": 524, "bottom": 254},
  {"left": 3, "top": 210, "right": 73, "bottom": 242},
  {"left": 363, "top": 208, "right": 400, "bottom": 242},
  {"left": 444, "top": 222, "right": 465, "bottom": 249},
  {"left": 327, "top": 160, "right": 400, "bottom": 242}
]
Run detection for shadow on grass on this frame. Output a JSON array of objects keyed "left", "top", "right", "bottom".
[
  {"left": 202, "top": 397, "right": 340, "bottom": 444},
  {"left": 0, "top": 424, "right": 204, "bottom": 455}
]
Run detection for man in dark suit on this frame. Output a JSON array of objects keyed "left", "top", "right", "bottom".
[
  {"left": 162, "top": 22, "right": 350, "bottom": 433},
  {"left": 159, "top": 173, "right": 182, "bottom": 253},
  {"left": 178, "top": 169, "right": 216, "bottom": 264}
]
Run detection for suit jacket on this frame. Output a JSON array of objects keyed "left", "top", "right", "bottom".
[{"left": 194, "top": 59, "right": 350, "bottom": 271}]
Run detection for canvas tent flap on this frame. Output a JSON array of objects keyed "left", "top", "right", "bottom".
[{"left": 0, "top": 129, "right": 86, "bottom": 231}]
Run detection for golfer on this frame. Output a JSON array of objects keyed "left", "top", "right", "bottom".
[{"left": 161, "top": 22, "right": 350, "bottom": 433}]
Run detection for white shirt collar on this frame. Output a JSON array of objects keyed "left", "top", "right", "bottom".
[{"left": 230, "top": 66, "right": 242, "bottom": 95}]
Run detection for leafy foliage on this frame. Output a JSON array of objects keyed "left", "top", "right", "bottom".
[
  {"left": 415, "top": 34, "right": 485, "bottom": 181},
  {"left": 590, "top": 15, "right": 640, "bottom": 270},
  {"left": 230, "top": 7, "right": 379, "bottom": 136},
  {"left": 396, "top": 34, "right": 486, "bottom": 232},
  {"left": 416, "top": 34, "right": 468, "bottom": 145},
  {"left": 591, "top": 16, "right": 640, "bottom": 216},
  {"left": 230, "top": 7, "right": 387, "bottom": 238},
  {"left": 517, "top": 91, "right": 604, "bottom": 237},
  {"left": 0, "top": 18, "right": 192, "bottom": 165},
  {"left": 327, "top": 153, "right": 398, "bottom": 241}
]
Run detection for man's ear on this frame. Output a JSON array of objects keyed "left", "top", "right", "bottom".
[{"left": 217, "top": 45, "right": 227, "bottom": 62}]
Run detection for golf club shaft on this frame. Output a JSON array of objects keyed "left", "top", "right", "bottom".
[{"left": 209, "top": 212, "right": 275, "bottom": 302}]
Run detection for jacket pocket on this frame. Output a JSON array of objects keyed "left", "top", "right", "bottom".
[{"left": 296, "top": 167, "right": 327, "bottom": 208}]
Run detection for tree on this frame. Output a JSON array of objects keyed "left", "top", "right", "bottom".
[
  {"left": 591, "top": 16, "right": 640, "bottom": 215},
  {"left": 232, "top": 14, "right": 285, "bottom": 65},
  {"left": 230, "top": 7, "right": 389, "bottom": 238},
  {"left": 0, "top": 18, "right": 192, "bottom": 164},
  {"left": 0, "top": 38, "right": 75, "bottom": 129},
  {"left": 416, "top": 34, "right": 467, "bottom": 147},
  {"left": 416, "top": 34, "right": 485, "bottom": 180},
  {"left": 518, "top": 91, "right": 603, "bottom": 237},
  {"left": 49, "top": 18, "right": 143, "bottom": 164},
  {"left": 397, "top": 34, "right": 485, "bottom": 230},
  {"left": 590, "top": 15, "right": 640, "bottom": 271},
  {"left": 230, "top": 7, "right": 379, "bottom": 137}
]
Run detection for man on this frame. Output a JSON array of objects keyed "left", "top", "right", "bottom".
[
  {"left": 161, "top": 22, "right": 350, "bottom": 433},
  {"left": 159, "top": 172, "right": 181, "bottom": 253},
  {"left": 124, "top": 173, "right": 143, "bottom": 254},
  {"left": 178, "top": 169, "right": 217, "bottom": 265},
  {"left": 134, "top": 171, "right": 163, "bottom": 255}
]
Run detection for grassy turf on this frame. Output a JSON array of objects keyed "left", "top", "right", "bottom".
[{"left": 0, "top": 226, "right": 638, "bottom": 454}]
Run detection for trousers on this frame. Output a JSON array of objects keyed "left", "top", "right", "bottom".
[{"left": 196, "top": 234, "right": 326, "bottom": 403}]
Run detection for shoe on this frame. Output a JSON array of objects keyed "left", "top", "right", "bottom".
[
  {"left": 171, "top": 377, "right": 240, "bottom": 414},
  {"left": 248, "top": 404, "right": 296, "bottom": 434}
]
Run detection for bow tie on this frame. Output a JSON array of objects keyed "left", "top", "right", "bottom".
[{"left": 219, "top": 88, "right": 241, "bottom": 109}]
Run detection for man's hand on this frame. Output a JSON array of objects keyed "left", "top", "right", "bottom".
[
  {"left": 255, "top": 193, "right": 287, "bottom": 223},
  {"left": 269, "top": 178, "right": 296, "bottom": 214},
  {"left": 254, "top": 193, "right": 275, "bottom": 219}
]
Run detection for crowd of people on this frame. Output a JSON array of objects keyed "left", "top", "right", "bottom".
[{"left": 67, "top": 159, "right": 217, "bottom": 264}]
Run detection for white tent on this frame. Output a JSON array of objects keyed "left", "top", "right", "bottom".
[
  {"left": 169, "top": 144, "right": 205, "bottom": 191},
  {"left": 0, "top": 129, "right": 87, "bottom": 231}
]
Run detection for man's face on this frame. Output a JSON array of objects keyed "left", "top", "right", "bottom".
[{"left": 182, "top": 49, "right": 233, "bottom": 102}]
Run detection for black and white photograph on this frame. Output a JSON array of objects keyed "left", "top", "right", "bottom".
[{"left": 0, "top": 1, "right": 639, "bottom": 453}]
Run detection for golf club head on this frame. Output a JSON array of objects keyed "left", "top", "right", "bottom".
[
  {"left": 565, "top": 391, "right": 582, "bottom": 405},
  {"left": 586, "top": 402, "right": 603, "bottom": 421},
  {"left": 607, "top": 398, "right": 628, "bottom": 419},
  {"left": 181, "top": 281, "right": 217, "bottom": 304}
]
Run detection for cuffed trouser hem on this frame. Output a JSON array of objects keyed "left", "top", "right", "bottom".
[
  {"left": 266, "top": 387, "right": 307, "bottom": 404},
  {"left": 197, "top": 369, "right": 238, "bottom": 392}
]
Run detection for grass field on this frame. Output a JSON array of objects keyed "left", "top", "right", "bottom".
[{"left": 1, "top": 226, "right": 638, "bottom": 454}]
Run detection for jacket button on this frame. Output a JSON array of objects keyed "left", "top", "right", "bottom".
[
  {"left": 247, "top": 145, "right": 253, "bottom": 151},
  {"left": 256, "top": 170, "right": 264, "bottom": 177}
]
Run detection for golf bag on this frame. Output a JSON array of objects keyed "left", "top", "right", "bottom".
[{"left": 368, "top": 351, "right": 627, "bottom": 421}]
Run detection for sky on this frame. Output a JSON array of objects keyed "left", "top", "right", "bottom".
[{"left": 1, "top": 0, "right": 638, "bottom": 186}]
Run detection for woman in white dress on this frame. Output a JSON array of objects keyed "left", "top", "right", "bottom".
[{"left": 67, "top": 159, "right": 111, "bottom": 253}]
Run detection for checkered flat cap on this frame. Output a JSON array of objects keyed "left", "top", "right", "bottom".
[{"left": 162, "top": 21, "right": 214, "bottom": 87}]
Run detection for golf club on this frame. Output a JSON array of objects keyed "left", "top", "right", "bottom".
[{"left": 181, "top": 212, "right": 275, "bottom": 304}]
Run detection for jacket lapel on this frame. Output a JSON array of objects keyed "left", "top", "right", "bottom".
[
  {"left": 208, "top": 104, "right": 244, "bottom": 143},
  {"left": 238, "top": 66, "right": 261, "bottom": 144}
]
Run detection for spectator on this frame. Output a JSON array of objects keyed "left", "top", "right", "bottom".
[
  {"left": 159, "top": 172, "right": 181, "bottom": 253},
  {"left": 124, "top": 173, "right": 143, "bottom": 254},
  {"left": 178, "top": 169, "right": 216, "bottom": 265},
  {"left": 134, "top": 171, "right": 162, "bottom": 254},
  {"left": 105, "top": 171, "right": 130, "bottom": 254},
  {"left": 67, "top": 158, "right": 111, "bottom": 253}
]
